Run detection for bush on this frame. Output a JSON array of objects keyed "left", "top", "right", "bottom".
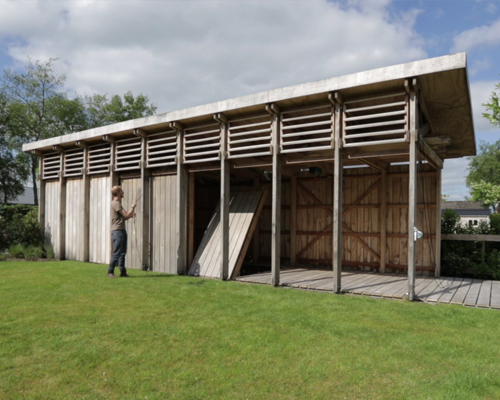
[
  {"left": 441, "top": 209, "right": 461, "bottom": 234},
  {"left": 0, "top": 205, "right": 45, "bottom": 251},
  {"left": 490, "top": 213, "right": 500, "bottom": 234},
  {"left": 45, "top": 245, "right": 55, "bottom": 260},
  {"left": 9, "top": 244, "right": 24, "bottom": 258}
]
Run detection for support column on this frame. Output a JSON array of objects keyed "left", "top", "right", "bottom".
[
  {"left": 54, "top": 146, "right": 66, "bottom": 260},
  {"left": 435, "top": 168, "right": 442, "bottom": 277},
  {"left": 407, "top": 89, "right": 418, "bottom": 301},
  {"left": 380, "top": 170, "right": 387, "bottom": 273},
  {"left": 37, "top": 154, "right": 46, "bottom": 233},
  {"left": 267, "top": 104, "right": 281, "bottom": 287},
  {"left": 332, "top": 98, "right": 343, "bottom": 294},
  {"left": 76, "top": 141, "right": 90, "bottom": 262},
  {"left": 134, "top": 129, "right": 150, "bottom": 270},
  {"left": 252, "top": 177, "right": 260, "bottom": 263},
  {"left": 188, "top": 172, "right": 195, "bottom": 266},
  {"left": 290, "top": 176, "right": 297, "bottom": 266},
  {"left": 103, "top": 135, "right": 117, "bottom": 263},
  {"left": 216, "top": 114, "right": 230, "bottom": 281},
  {"left": 172, "top": 122, "right": 188, "bottom": 275}
]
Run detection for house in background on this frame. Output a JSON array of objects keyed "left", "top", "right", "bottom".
[{"left": 441, "top": 201, "right": 492, "bottom": 227}]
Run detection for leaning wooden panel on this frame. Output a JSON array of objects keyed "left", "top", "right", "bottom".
[
  {"left": 45, "top": 180, "right": 60, "bottom": 258},
  {"left": 65, "top": 178, "right": 85, "bottom": 261},
  {"left": 151, "top": 175, "right": 177, "bottom": 274},
  {"left": 189, "top": 190, "right": 265, "bottom": 278},
  {"left": 89, "top": 175, "right": 111, "bottom": 264}
]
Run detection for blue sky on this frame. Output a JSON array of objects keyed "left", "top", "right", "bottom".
[{"left": 0, "top": 0, "right": 499, "bottom": 199}]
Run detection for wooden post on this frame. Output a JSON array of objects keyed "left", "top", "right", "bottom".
[
  {"left": 332, "top": 98, "right": 343, "bottom": 294},
  {"left": 188, "top": 171, "right": 195, "bottom": 266},
  {"left": 54, "top": 146, "right": 66, "bottom": 260},
  {"left": 290, "top": 176, "right": 297, "bottom": 266},
  {"left": 37, "top": 155, "right": 46, "bottom": 234},
  {"left": 267, "top": 104, "right": 281, "bottom": 287},
  {"left": 380, "top": 170, "right": 387, "bottom": 273},
  {"left": 134, "top": 130, "right": 150, "bottom": 270},
  {"left": 172, "top": 122, "right": 188, "bottom": 275},
  {"left": 252, "top": 177, "right": 260, "bottom": 263},
  {"left": 76, "top": 141, "right": 90, "bottom": 262},
  {"left": 407, "top": 89, "right": 418, "bottom": 301},
  {"left": 103, "top": 135, "right": 117, "bottom": 263},
  {"left": 216, "top": 114, "right": 230, "bottom": 281},
  {"left": 435, "top": 168, "right": 442, "bottom": 277}
]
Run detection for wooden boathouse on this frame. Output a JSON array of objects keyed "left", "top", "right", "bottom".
[{"left": 22, "top": 53, "right": 476, "bottom": 301}]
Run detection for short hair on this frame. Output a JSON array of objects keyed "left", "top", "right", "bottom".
[{"left": 111, "top": 186, "right": 122, "bottom": 197}]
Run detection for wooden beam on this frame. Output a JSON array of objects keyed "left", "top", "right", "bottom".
[
  {"left": 82, "top": 146, "right": 90, "bottom": 262},
  {"left": 176, "top": 127, "right": 189, "bottom": 275},
  {"left": 418, "top": 137, "right": 443, "bottom": 170},
  {"left": 58, "top": 151, "right": 67, "bottom": 260},
  {"left": 268, "top": 105, "right": 281, "bottom": 286},
  {"left": 290, "top": 176, "right": 297, "bottom": 266},
  {"left": 140, "top": 137, "right": 150, "bottom": 270},
  {"left": 38, "top": 157, "right": 46, "bottom": 239},
  {"left": 188, "top": 172, "right": 195, "bottom": 266},
  {"left": 216, "top": 114, "right": 230, "bottom": 280},
  {"left": 252, "top": 177, "right": 260, "bottom": 263},
  {"left": 380, "top": 170, "right": 387, "bottom": 273},
  {"left": 413, "top": 78, "right": 437, "bottom": 138},
  {"left": 356, "top": 157, "right": 389, "bottom": 172},
  {"left": 407, "top": 90, "right": 418, "bottom": 301},
  {"left": 435, "top": 169, "right": 442, "bottom": 277},
  {"left": 333, "top": 101, "right": 343, "bottom": 293}
]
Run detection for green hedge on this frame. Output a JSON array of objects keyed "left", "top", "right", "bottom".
[
  {"left": 441, "top": 211, "right": 500, "bottom": 280},
  {"left": 0, "top": 205, "right": 45, "bottom": 251}
]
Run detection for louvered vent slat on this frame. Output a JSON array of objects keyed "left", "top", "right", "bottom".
[
  {"left": 63, "top": 148, "right": 84, "bottom": 177},
  {"left": 88, "top": 143, "right": 111, "bottom": 175},
  {"left": 183, "top": 123, "right": 221, "bottom": 164},
  {"left": 147, "top": 130, "right": 177, "bottom": 168},
  {"left": 281, "top": 103, "right": 333, "bottom": 154},
  {"left": 228, "top": 114, "right": 272, "bottom": 159},
  {"left": 115, "top": 137, "right": 142, "bottom": 171},
  {"left": 343, "top": 92, "right": 408, "bottom": 148},
  {"left": 42, "top": 152, "right": 61, "bottom": 179}
]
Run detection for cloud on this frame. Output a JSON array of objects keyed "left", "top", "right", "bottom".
[
  {"left": 442, "top": 158, "right": 470, "bottom": 200},
  {"left": 453, "top": 17, "right": 500, "bottom": 52},
  {"left": 469, "top": 80, "right": 500, "bottom": 133},
  {"left": 0, "top": 0, "right": 426, "bottom": 113}
]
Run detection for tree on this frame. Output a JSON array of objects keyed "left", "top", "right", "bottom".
[
  {"left": 1, "top": 58, "right": 86, "bottom": 205},
  {"left": 0, "top": 93, "right": 29, "bottom": 203},
  {"left": 81, "top": 91, "right": 157, "bottom": 129},
  {"left": 469, "top": 180, "right": 500, "bottom": 213},
  {"left": 483, "top": 82, "right": 500, "bottom": 127},
  {"left": 466, "top": 140, "right": 500, "bottom": 187}
]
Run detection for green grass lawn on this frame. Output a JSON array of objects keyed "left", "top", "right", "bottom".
[{"left": 1, "top": 261, "right": 500, "bottom": 400}]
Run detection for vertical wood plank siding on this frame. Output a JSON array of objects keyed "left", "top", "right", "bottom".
[
  {"left": 65, "top": 178, "right": 85, "bottom": 261},
  {"left": 89, "top": 176, "right": 111, "bottom": 264},
  {"left": 152, "top": 175, "right": 177, "bottom": 274},
  {"left": 121, "top": 178, "right": 143, "bottom": 270},
  {"left": 44, "top": 180, "right": 61, "bottom": 258}
]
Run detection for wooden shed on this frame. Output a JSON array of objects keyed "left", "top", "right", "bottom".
[{"left": 23, "top": 53, "right": 476, "bottom": 300}]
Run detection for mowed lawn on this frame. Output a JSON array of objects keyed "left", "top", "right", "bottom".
[{"left": 1, "top": 261, "right": 500, "bottom": 400}]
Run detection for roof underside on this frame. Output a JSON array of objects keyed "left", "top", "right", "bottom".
[{"left": 22, "top": 52, "right": 476, "bottom": 159}]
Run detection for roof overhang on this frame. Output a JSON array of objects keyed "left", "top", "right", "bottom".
[{"left": 22, "top": 52, "right": 476, "bottom": 158}]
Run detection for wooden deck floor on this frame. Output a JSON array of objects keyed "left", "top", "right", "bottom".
[{"left": 235, "top": 268, "right": 500, "bottom": 309}]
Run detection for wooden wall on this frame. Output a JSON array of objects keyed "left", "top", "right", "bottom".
[
  {"left": 89, "top": 175, "right": 111, "bottom": 264},
  {"left": 121, "top": 177, "right": 143, "bottom": 270},
  {"left": 65, "top": 178, "right": 85, "bottom": 261},
  {"left": 151, "top": 175, "right": 177, "bottom": 274},
  {"left": 44, "top": 180, "right": 60, "bottom": 258},
  {"left": 256, "top": 164, "right": 438, "bottom": 274}
]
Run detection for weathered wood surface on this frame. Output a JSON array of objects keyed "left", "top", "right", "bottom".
[
  {"left": 189, "top": 190, "right": 266, "bottom": 279},
  {"left": 236, "top": 269, "right": 500, "bottom": 309},
  {"left": 45, "top": 180, "right": 61, "bottom": 258},
  {"left": 121, "top": 177, "right": 143, "bottom": 270},
  {"left": 65, "top": 178, "right": 85, "bottom": 261},
  {"left": 89, "top": 175, "right": 111, "bottom": 264}
]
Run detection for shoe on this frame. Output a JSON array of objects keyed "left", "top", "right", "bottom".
[
  {"left": 119, "top": 273, "right": 130, "bottom": 277},
  {"left": 107, "top": 273, "right": 117, "bottom": 278}
]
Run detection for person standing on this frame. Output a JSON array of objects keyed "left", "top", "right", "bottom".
[{"left": 108, "top": 185, "right": 136, "bottom": 278}]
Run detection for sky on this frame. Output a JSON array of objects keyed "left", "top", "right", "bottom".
[{"left": 0, "top": 0, "right": 499, "bottom": 199}]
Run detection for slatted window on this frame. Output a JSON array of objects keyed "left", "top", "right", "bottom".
[
  {"left": 42, "top": 152, "right": 61, "bottom": 179},
  {"left": 147, "top": 130, "right": 177, "bottom": 168},
  {"left": 115, "top": 136, "right": 142, "bottom": 171},
  {"left": 88, "top": 143, "right": 111, "bottom": 175},
  {"left": 183, "top": 123, "right": 221, "bottom": 164},
  {"left": 281, "top": 103, "right": 334, "bottom": 154},
  {"left": 343, "top": 92, "right": 408, "bottom": 148},
  {"left": 227, "top": 114, "right": 272, "bottom": 159},
  {"left": 64, "top": 148, "right": 84, "bottom": 177}
]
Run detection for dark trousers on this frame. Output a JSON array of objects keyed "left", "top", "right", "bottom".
[{"left": 108, "top": 230, "right": 127, "bottom": 274}]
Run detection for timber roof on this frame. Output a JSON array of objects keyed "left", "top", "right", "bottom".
[{"left": 22, "top": 52, "right": 476, "bottom": 159}]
